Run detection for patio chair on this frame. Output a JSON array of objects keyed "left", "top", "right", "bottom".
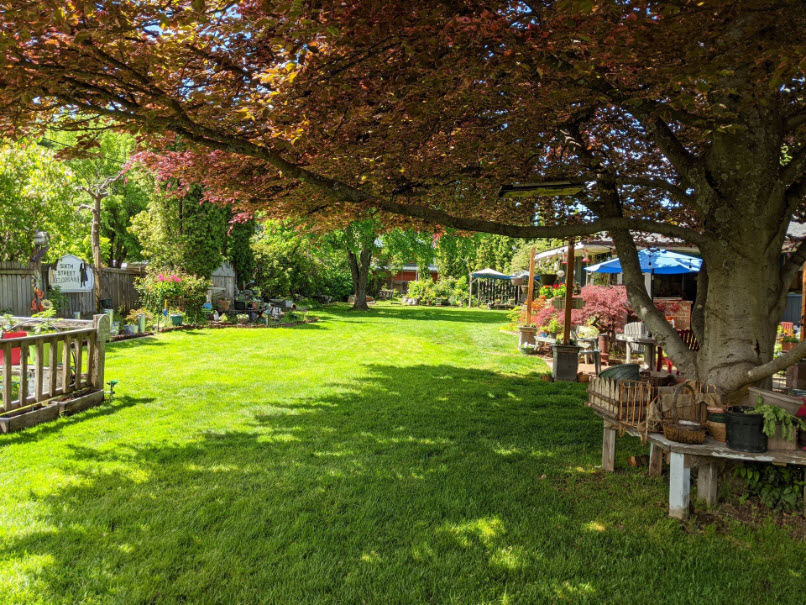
[
  {"left": 573, "top": 328, "right": 602, "bottom": 375},
  {"left": 780, "top": 321, "right": 795, "bottom": 335},
  {"left": 656, "top": 329, "right": 699, "bottom": 374},
  {"left": 623, "top": 321, "right": 648, "bottom": 355}
]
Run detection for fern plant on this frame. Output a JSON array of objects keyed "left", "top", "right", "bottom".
[{"left": 749, "top": 401, "right": 806, "bottom": 442}]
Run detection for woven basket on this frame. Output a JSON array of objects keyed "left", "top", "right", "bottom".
[
  {"left": 663, "top": 419, "right": 706, "bottom": 444},
  {"left": 706, "top": 420, "right": 727, "bottom": 443},
  {"left": 661, "top": 382, "right": 707, "bottom": 444}
]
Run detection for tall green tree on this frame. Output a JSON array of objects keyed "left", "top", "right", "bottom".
[
  {"left": 324, "top": 220, "right": 379, "bottom": 311},
  {"left": 131, "top": 185, "right": 228, "bottom": 279},
  {"left": 226, "top": 218, "right": 257, "bottom": 289},
  {"left": 0, "top": 141, "right": 77, "bottom": 263},
  {"left": 252, "top": 220, "right": 352, "bottom": 300}
]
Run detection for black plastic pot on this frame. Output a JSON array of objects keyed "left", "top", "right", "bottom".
[
  {"left": 99, "top": 298, "right": 113, "bottom": 309},
  {"left": 725, "top": 406, "right": 767, "bottom": 453}
]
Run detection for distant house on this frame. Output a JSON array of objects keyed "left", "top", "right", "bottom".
[{"left": 388, "top": 263, "right": 439, "bottom": 293}]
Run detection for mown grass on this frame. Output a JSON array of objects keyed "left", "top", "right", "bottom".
[{"left": 0, "top": 304, "right": 803, "bottom": 604}]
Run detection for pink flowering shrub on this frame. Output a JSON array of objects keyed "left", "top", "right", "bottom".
[
  {"left": 135, "top": 269, "right": 211, "bottom": 322},
  {"left": 534, "top": 285, "right": 630, "bottom": 335}
]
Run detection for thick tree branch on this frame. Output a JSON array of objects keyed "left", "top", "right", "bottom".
[
  {"left": 741, "top": 339, "right": 806, "bottom": 386},
  {"left": 51, "top": 88, "right": 710, "bottom": 245},
  {"left": 615, "top": 176, "right": 691, "bottom": 203},
  {"left": 610, "top": 227, "right": 698, "bottom": 378},
  {"left": 636, "top": 114, "right": 706, "bottom": 193},
  {"left": 785, "top": 111, "right": 806, "bottom": 132}
]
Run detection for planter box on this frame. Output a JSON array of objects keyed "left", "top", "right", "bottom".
[
  {"left": 518, "top": 326, "right": 537, "bottom": 347},
  {"left": 768, "top": 424, "right": 799, "bottom": 451},
  {"left": 551, "top": 296, "right": 585, "bottom": 310},
  {"left": 748, "top": 387, "right": 801, "bottom": 416},
  {"left": 59, "top": 389, "right": 104, "bottom": 415},
  {"left": 0, "top": 402, "right": 60, "bottom": 434},
  {"left": 553, "top": 344, "right": 581, "bottom": 382}
]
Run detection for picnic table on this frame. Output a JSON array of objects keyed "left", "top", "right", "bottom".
[
  {"left": 594, "top": 410, "right": 806, "bottom": 519},
  {"left": 615, "top": 334, "right": 657, "bottom": 370}
]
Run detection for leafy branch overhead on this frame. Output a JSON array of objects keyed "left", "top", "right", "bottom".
[{"left": 2, "top": 1, "right": 806, "bottom": 392}]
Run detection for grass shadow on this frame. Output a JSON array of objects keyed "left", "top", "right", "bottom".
[
  {"left": 3, "top": 361, "right": 802, "bottom": 602},
  {"left": 0, "top": 395, "right": 152, "bottom": 448}
]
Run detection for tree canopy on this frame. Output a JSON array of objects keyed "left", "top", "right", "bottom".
[{"left": 2, "top": 1, "right": 806, "bottom": 391}]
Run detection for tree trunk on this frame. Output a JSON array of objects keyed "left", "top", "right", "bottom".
[
  {"left": 347, "top": 247, "right": 372, "bottom": 311},
  {"left": 91, "top": 192, "right": 103, "bottom": 312},
  {"left": 612, "top": 188, "right": 789, "bottom": 394}
]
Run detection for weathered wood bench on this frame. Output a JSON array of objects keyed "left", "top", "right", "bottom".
[{"left": 595, "top": 413, "right": 806, "bottom": 519}]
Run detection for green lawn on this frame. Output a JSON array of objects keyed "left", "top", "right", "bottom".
[{"left": 0, "top": 304, "right": 803, "bottom": 604}]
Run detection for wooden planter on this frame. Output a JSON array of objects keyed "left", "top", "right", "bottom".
[
  {"left": 768, "top": 424, "right": 799, "bottom": 451},
  {"left": 551, "top": 296, "right": 585, "bottom": 310},
  {"left": 782, "top": 341, "right": 797, "bottom": 352}
]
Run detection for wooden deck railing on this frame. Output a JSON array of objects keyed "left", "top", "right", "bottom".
[{"left": 0, "top": 314, "right": 109, "bottom": 415}]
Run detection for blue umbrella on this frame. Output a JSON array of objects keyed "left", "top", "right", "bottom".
[
  {"left": 584, "top": 249, "right": 701, "bottom": 299},
  {"left": 584, "top": 249, "right": 702, "bottom": 275}
]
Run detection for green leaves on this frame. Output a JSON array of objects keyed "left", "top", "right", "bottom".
[{"left": 734, "top": 463, "right": 805, "bottom": 512}]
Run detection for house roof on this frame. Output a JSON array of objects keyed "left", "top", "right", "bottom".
[{"left": 534, "top": 233, "right": 699, "bottom": 261}]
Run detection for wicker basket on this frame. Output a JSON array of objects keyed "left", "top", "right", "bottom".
[
  {"left": 663, "top": 419, "right": 706, "bottom": 444},
  {"left": 706, "top": 420, "right": 727, "bottom": 443},
  {"left": 661, "top": 382, "right": 708, "bottom": 444}
]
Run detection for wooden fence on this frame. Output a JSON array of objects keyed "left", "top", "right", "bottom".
[
  {"left": 0, "top": 262, "right": 39, "bottom": 316},
  {"left": 0, "top": 315, "right": 108, "bottom": 431},
  {"left": 0, "top": 262, "right": 144, "bottom": 317}
]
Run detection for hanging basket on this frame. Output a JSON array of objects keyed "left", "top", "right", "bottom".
[
  {"left": 510, "top": 276, "right": 525, "bottom": 286},
  {"left": 551, "top": 296, "right": 586, "bottom": 310}
]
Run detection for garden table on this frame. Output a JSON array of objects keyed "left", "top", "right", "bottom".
[
  {"left": 615, "top": 334, "right": 657, "bottom": 370},
  {"left": 593, "top": 412, "right": 806, "bottom": 519}
]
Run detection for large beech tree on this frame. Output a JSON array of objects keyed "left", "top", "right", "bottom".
[{"left": 2, "top": 1, "right": 806, "bottom": 393}]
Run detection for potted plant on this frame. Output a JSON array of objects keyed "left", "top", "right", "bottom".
[
  {"left": 749, "top": 402, "right": 806, "bottom": 450},
  {"left": 519, "top": 342, "right": 537, "bottom": 355},
  {"left": 123, "top": 320, "right": 138, "bottom": 335},
  {"left": 30, "top": 309, "right": 63, "bottom": 364},
  {"left": 781, "top": 329, "right": 799, "bottom": 352},
  {"left": 236, "top": 313, "right": 250, "bottom": 325},
  {"left": 546, "top": 317, "right": 561, "bottom": 340},
  {"left": 169, "top": 310, "right": 184, "bottom": 327},
  {"left": 217, "top": 298, "right": 230, "bottom": 313},
  {"left": 726, "top": 406, "right": 767, "bottom": 453}
]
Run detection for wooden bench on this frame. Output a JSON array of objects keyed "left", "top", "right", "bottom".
[{"left": 596, "top": 413, "right": 806, "bottom": 519}]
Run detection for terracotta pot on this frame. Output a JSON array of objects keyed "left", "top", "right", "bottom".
[{"left": 782, "top": 341, "right": 797, "bottom": 352}]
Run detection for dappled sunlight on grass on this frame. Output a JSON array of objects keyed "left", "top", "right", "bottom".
[
  {"left": 444, "top": 517, "right": 505, "bottom": 548},
  {"left": 583, "top": 521, "right": 607, "bottom": 533},
  {"left": 0, "top": 306, "right": 803, "bottom": 603}
]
